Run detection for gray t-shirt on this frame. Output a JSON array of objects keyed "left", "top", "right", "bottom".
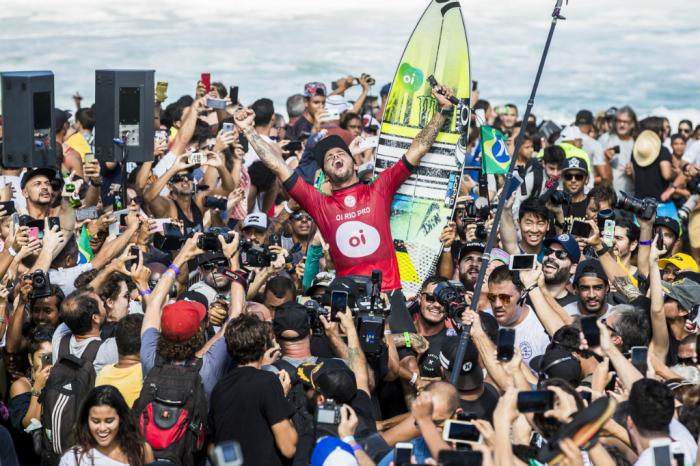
[
  {"left": 51, "top": 323, "right": 118, "bottom": 374},
  {"left": 599, "top": 134, "right": 635, "bottom": 194}
]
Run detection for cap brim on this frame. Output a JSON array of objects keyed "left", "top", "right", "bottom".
[{"left": 445, "top": 368, "right": 483, "bottom": 391}]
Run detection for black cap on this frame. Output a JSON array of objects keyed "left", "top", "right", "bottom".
[
  {"left": 530, "top": 347, "right": 582, "bottom": 386},
  {"left": 312, "top": 135, "right": 352, "bottom": 168},
  {"left": 195, "top": 251, "right": 227, "bottom": 267},
  {"left": 457, "top": 242, "right": 485, "bottom": 262},
  {"left": 322, "top": 276, "right": 361, "bottom": 307},
  {"left": 297, "top": 359, "right": 357, "bottom": 403},
  {"left": 20, "top": 167, "right": 57, "bottom": 189},
  {"left": 54, "top": 108, "right": 72, "bottom": 130},
  {"left": 573, "top": 258, "right": 608, "bottom": 285},
  {"left": 654, "top": 216, "right": 681, "bottom": 239},
  {"left": 575, "top": 110, "right": 594, "bottom": 126},
  {"left": 177, "top": 290, "right": 210, "bottom": 310},
  {"left": 273, "top": 301, "right": 311, "bottom": 340},
  {"left": 439, "top": 336, "right": 483, "bottom": 391},
  {"left": 419, "top": 352, "right": 442, "bottom": 378}
]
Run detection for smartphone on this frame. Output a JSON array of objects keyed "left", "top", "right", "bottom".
[
  {"left": 188, "top": 152, "right": 205, "bottom": 165},
  {"left": 358, "top": 136, "right": 379, "bottom": 151},
  {"left": 581, "top": 316, "right": 601, "bottom": 348},
  {"left": 612, "top": 145, "right": 620, "bottom": 154},
  {"left": 207, "top": 97, "right": 227, "bottom": 109},
  {"left": 269, "top": 233, "right": 282, "bottom": 247},
  {"left": 222, "top": 122, "right": 234, "bottom": 133},
  {"left": 437, "top": 450, "right": 483, "bottom": 466},
  {"left": 155, "top": 130, "right": 168, "bottom": 143},
  {"left": 201, "top": 73, "right": 211, "bottom": 93},
  {"left": 650, "top": 439, "right": 672, "bottom": 466},
  {"left": 330, "top": 290, "right": 348, "bottom": 322},
  {"left": 655, "top": 226, "right": 665, "bottom": 251},
  {"left": 155, "top": 81, "right": 169, "bottom": 102},
  {"left": 11, "top": 212, "right": 20, "bottom": 230},
  {"left": 84, "top": 152, "right": 96, "bottom": 164},
  {"left": 570, "top": 220, "right": 592, "bottom": 238},
  {"left": 505, "top": 172, "right": 524, "bottom": 200},
  {"left": 113, "top": 192, "right": 124, "bottom": 211},
  {"left": 509, "top": 254, "right": 536, "bottom": 271},
  {"left": 229, "top": 86, "right": 239, "bottom": 106},
  {"left": 126, "top": 245, "right": 140, "bottom": 271},
  {"left": 28, "top": 227, "right": 40, "bottom": 240},
  {"left": 602, "top": 219, "right": 615, "bottom": 248},
  {"left": 204, "top": 196, "right": 227, "bottom": 211},
  {"left": 475, "top": 108, "right": 486, "bottom": 127},
  {"left": 442, "top": 419, "right": 482, "bottom": 444},
  {"left": 0, "top": 201, "right": 16, "bottom": 216},
  {"left": 472, "top": 80, "right": 478, "bottom": 91},
  {"left": 497, "top": 328, "right": 516, "bottom": 362},
  {"left": 517, "top": 390, "right": 554, "bottom": 413},
  {"left": 393, "top": 442, "right": 413, "bottom": 466},
  {"left": 48, "top": 217, "right": 60, "bottom": 231},
  {"left": 212, "top": 440, "right": 243, "bottom": 466},
  {"left": 631, "top": 346, "right": 648, "bottom": 377},
  {"left": 40, "top": 352, "right": 52, "bottom": 370},
  {"left": 320, "top": 108, "right": 341, "bottom": 122},
  {"left": 284, "top": 140, "right": 303, "bottom": 152},
  {"left": 151, "top": 218, "right": 170, "bottom": 234}
]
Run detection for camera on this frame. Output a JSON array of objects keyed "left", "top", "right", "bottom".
[
  {"left": 315, "top": 399, "right": 341, "bottom": 426},
  {"left": 348, "top": 271, "right": 388, "bottom": 356},
  {"left": 304, "top": 299, "right": 329, "bottom": 336},
  {"left": 433, "top": 281, "right": 468, "bottom": 320},
  {"left": 154, "top": 223, "right": 186, "bottom": 251},
  {"left": 239, "top": 240, "right": 277, "bottom": 268},
  {"left": 204, "top": 196, "right": 228, "bottom": 211},
  {"left": 207, "top": 227, "right": 234, "bottom": 243},
  {"left": 538, "top": 177, "right": 570, "bottom": 205},
  {"left": 198, "top": 232, "right": 222, "bottom": 252},
  {"left": 29, "top": 270, "right": 52, "bottom": 299},
  {"left": 615, "top": 191, "right": 658, "bottom": 220}
]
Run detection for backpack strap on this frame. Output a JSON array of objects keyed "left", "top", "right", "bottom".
[
  {"left": 58, "top": 335, "right": 71, "bottom": 359},
  {"left": 81, "top": 339, "right": 103, "bottom": 363}
]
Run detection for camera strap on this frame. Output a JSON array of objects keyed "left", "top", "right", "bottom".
[{"left": 218, "top": 268, "right": 250, "bottom": 292}]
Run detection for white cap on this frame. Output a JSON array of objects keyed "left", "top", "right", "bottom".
[
  {"left": 558, "top": 125, "right": 584, "bottom": 142},
  {"left": 243, "top": 213, "right": 268, "bottom": 231},
  {"left": 325, "top": 95, "right": 352, "bottom": 115}
]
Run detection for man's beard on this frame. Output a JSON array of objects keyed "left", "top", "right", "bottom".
[{"left": 543, "top": 262, "right": 570, "bottom": 286}]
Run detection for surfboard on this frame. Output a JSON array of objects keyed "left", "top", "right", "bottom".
[{"left": 375, "top": 0, "right": 471, "bottom": 297}]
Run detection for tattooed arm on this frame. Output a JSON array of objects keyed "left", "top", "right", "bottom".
[
  {"left": 404, "top": 84, "right": 455, "bottom": 166},
  {"left": 338, "top": 308, "right": 370, "bottom": 395},
  {"left": 235, "top": 108, "right": 293, "bottom": 182}
]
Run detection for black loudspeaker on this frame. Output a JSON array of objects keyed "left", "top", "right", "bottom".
[
  {"left": 95, "top": 70, "right": 155, "bottom": 163},
  {"left": 1, "top": 71, "right": 56, "bottom": 168}
]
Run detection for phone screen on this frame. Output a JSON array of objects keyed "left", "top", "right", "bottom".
[
  {"left": 438, "top": 450, "right": 483, "bottom": 466},
  {"left": 505, "top": 172, "right": 524, "bottom": 199},
  {"left": 229, "top": 86, "right": 239, "bottom": 105},
  {"left": 517, "top": 390, "right": 554, "bottom": 413},
  {"left": 510, "top": 254, "right": 535, "bottom": 270},
  {"left": 445, "top": 421, "right": 481, "bottom": 443},
  {"left": 655, "top": 227, "right": 665, "bottom": 251},
  {"left": 330, "top": 291, "right": 348, "bottom": 322},
  {"left": 631, "top": 347, "right": 648, "bottom": 376},
  {"left": 570, "top": 220, "right": 592, "bottom": 238},
  {"left": 497, "top": 328, "right": 515, "bottom": 361},
  {"left": 652, "top": 443, "right": 672, "bottom": 466},
  {"left": 393, "top": 444, "right": 413, "bottom": 465},
  {"left": 581, "top": 316, "right": 600, "bottom": 348}
]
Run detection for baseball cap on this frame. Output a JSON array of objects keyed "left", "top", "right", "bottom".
[
  {"left": 573, "top": 258, "right": 608, "bottom": 285},
  {"left": 575, "top": 110, "right": 594, "bottom": 126},
  {"left": 297, "top": 359, "right": 357, "bottom": 403},
  {"left": 273, "top": 301, "right": 311, "bottom": 340},
  {"left": 530, "top": 347, "right": 582, "bottom": 386},
  {"left": 439, "top": 336, "right": 483, "bottom": 391},
  {"left": 177, "top": 290, "right": 210, "bottom": 310},
  {"left": 544, "top": 233, "right": 581, "bottom": 264},
  {"left": 660, "top": 278, "right": 700, "bottom": 311},
  {"left": 380, "top": 83, "right": 391, "bottom": 98},
  {"left": 304, "top": 81, "right": 327, "bottom": 98},
  {"left": 305, "top": 271, "right": 335, "bottom": 297},
  {"left": 20, "top": 167, "right": 57, "bottom": 189},
  {"left": 311, "top": 437, "right": 357, "bottom": 466},
  {"left": 312, "top": 135, "right": 352, "bottom": 168},
  {"left": 490, "top": 248, "right": 510, "bottom": 265},
  {"left": 558, "top": 125, "right": 584, "bottom": 142},
  {"left": 325, "top": 95, "right": 352, "bottom": 115},
  {"left": 242, "top": 213, "right": 268, "bottom": 232},
  {"left": 604, "top": 107, "right": 618, "bottom": 119},
  {"left": 654, "top": 216, "right": 681, "bottom": 239},
  {"left": 658, "top": 253, "right": 699, "bottom": 273},
  {"left": 195, "top": 251, "right": 228, "bottom": 268},
  {"left": 323, "top": 276, "right": 361, "bottom": 307},
  {"left": 54, "top": 108, "right": 72, "bottom": 129},
  {"left": 561, "top": 156, "right": 589, "bottom": 175},
  {"left": 457, "top": 242, "right": 485, "bottom": 262},
  {"left": 161, "top": 300, "right": 206, "bottom": 343}
]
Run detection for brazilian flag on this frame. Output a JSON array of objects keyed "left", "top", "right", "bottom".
[
  {"left": 480, "top": 126, "right": 511, "bottom": 174},
  {"left": 77, "top": 225, "right": 94, "bottom": 264}
]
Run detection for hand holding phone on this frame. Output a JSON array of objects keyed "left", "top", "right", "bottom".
[
  {"left": 497, "top": 328, "right": 516, "bottom": 361},
  {"left": 581, "top": 316, "right": 600, "bottom": 348},
  {"left": 631, "top": 346, "right": 649, "bottom": 377},
  {"left": 201, "top": 73, "right": 211, "bottom": 93},
  {"left": 393, "top": 442, "right": 413, "bottom": 466},
  {"left": 330, "top": 290, "right": 348, "bottom": 322},
  {"left": 509, "top": 254, "right": 536, "bottom": 270},
  {"left": 517, "top": 390, "right": 554, "bottom": 413}
]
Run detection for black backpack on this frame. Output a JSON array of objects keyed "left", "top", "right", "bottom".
[
  {"left": 522, "top": 158, "right": 545, "bottom": 199},
  {"left": 39, "top": 336, "right": 102, "bottom": 465},
  {"left": 132, "top": 358, "right": 208, "bottom": 466},
  {"left": 274, "top": 359, "right": 316, "bottom": 466}
]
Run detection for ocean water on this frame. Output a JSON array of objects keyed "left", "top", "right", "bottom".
[{"left": 1, "top": 0, "right": 699, "bottom": 128}]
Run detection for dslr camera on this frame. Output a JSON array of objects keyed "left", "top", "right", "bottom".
[
  {"left": 315, "top": 399, "right": 341, "bottom": 437},
  {"left": 539, "top": 177, "right": 570, "bottom": 206},
  {"left": 304, "top": 299, "right": 329, "bottom": 336},
  {"left": 239, "top": 240, "right": 277, "bottom": 268},
  {"left": 433, "top": 281, "right": 468, "bottom": 320},
  {"left": 615, "top": 191, "right": 657, "bottom": 220},
  {"left": 28, "top": 270, "right": 52, "bottom": 299}
]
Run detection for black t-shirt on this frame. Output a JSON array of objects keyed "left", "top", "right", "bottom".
[
  {"left": 633, "top": 146, "right": 672, "bottom": 199},
  {"left": 419, "top": 327, "right": 454, "bottom": 378},
  {"left": 351, "top": 389, "right": 378, "bottom": 438},
  {"left": 209, "top": 366, "right": 294, "bottom": 466},
  {"left": 459, "top": 382, "right": 499, "bottom": 423},
  {"left": 563, "top": 198, "right": 588, "bottom": 230}
]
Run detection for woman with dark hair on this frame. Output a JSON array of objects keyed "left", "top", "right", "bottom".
[{"left": 59, "top": 385, "right": 153, "bottom": 466}]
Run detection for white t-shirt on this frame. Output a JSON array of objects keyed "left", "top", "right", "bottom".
[
  {"left": 599, "top": 134, "right": 635, "bottom": 194},
  {"left": 682, "top": 139, "right": 700, "bottom": 165},
  {"left": 0, "top": 174, "right": 25, "bottom": 209},
  {"left": 49, "top": 263, "right": 93, "bottom": 296},
  {"left": 59, "top": 447, "right": 129, "bottom": 466},
  {"left": 633, "top": 420, "right": 698, "bottom": 466},
  {"left": 487, "top": 306, "right": 550, "bottom": 365}
]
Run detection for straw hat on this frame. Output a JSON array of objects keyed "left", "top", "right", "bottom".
[{"left": 632, "top": 130, "right": 662, "bottom": 167}]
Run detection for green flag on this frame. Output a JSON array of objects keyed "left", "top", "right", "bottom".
[{"left": 480, "top": 125, "right": 511, "bottom": 174}]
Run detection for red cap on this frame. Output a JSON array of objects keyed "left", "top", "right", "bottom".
[{"left": 161, "top": 300, "right": 207, "bottom": 343}]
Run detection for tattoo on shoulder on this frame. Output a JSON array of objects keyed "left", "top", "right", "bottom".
[{"left": 612, "top": 276, "right": 642, "bottom": 301}]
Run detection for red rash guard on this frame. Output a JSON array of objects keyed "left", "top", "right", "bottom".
[{"left": 284, "top": 156, "right": 414, "bottom": 291}]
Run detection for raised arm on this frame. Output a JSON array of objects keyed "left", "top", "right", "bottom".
[
  {"left": 404, "top": 84, "right": 454, "bottom": 166},
  {"left": 234, "top": 108, "right": 293, "bottom": 182},
  {"left": 500, "top": 191, "right": 520, "bottom": 255},
  {"left": 520, "top": 265, "right": 569, "bottom": 336},
  {"left": 647, "top": 236, "right": 669, "bottom": 362},
  {"left": 337, "top": 308, "right": 370, "bottom": 395},
  {"left": 170, "top": 97, "right": 206, "bottom": 156}
]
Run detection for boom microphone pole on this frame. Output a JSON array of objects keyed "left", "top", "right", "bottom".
[{"left": 450, "top": 0, "right": 569, "bottom": 386}]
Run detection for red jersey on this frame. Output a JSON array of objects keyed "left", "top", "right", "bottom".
[{"left": 285, "top": 157, "right": 414, "bottom": 291}]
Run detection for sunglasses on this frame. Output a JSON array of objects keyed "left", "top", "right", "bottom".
[
  {"left": 676, "top": 357, "right": 695, "bottom": 366},
  {"left": 291, "top": 212, "right": 312, "bottom": 222},
  {"left": 170, "top": 174, "right": 193, "bottom": 183},
  {"left": 563, "top": 173, "right": 585, "bottom": 181},
  {"left": 201, "top": 261, "right": 227, "bottom": 271},
  {"left": 680, "top": 129, "right": 691, "bottom": 134},
  {"left": 487, "top": 293, "right": 513, "bottom": 304},
  {"left": 128, "top": 195, "right": 143, "bottom": 205},
  {"left": 421, "top": 293, "right": 438, "bottom": 303},
  {"left": 543, "top": 247, "right": 570, "bottom": 260}
]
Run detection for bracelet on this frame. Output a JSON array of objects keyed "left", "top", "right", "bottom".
[
  {"left": 409, "top": 372, "right": 419, "bottom": 386},
  {"left": 596, "top": 245, "right": 611, "bottom": 257},
  {"left": 639, "top": 239, "right": 653, "bottom": 246},
  {"left": 168, "top": 264, "right": 181, "bottom": 277},
  {"left": 89, "top": 179, "right": 102, "bottom": 187},
  {"left": 439, "top": 106, "right": 453, "bottom": 117},
  {"left": 31, "top": 388, "right": 41, "bottom": 397},
  {"left": 283, "top": 201, "right": 294, "bottom": 214},
  {"left": 524, "top": 283, "right": 538, "bottom": 295},
  {"left": 383, "top": 330, "right": 393, "bottom": 336},
  {"left": 403, "top": 332, "right": 412, "bottom": 348},
  {"left": 351, "top": 443, "right": 363, "bottom": 453},
  {"left": 7, "top": 246, "right": 17, "bottom": 257},
  {"left": 342, "top": 435, "right": 356, "bottom": 445},
  {"left": 140, "top": 289, "right": 152, "bottom": 297}
]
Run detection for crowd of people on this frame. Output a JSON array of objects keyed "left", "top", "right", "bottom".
[{"left": 0, "top": 72, "right": 699, "bottom": 466}]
